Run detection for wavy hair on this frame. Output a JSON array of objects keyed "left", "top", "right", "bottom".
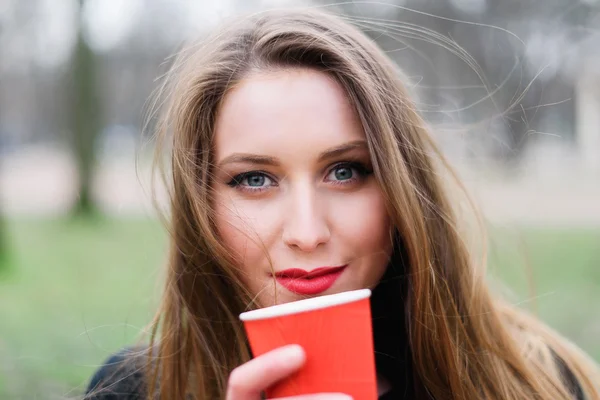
[{"left": 146, "top": 8, "right": 600, "bottom": 399}]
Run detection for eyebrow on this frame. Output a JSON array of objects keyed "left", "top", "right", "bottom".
[
  {"left": 217, "top": 140, "right": 369, "bottom": 167},
  {"left": 317, "top": 140, "right": 368, "bottom": 163}
]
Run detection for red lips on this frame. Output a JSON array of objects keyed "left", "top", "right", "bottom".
[
  {"left": 274, "top": 266, "right": 347, "bottom": 279},
  {"left": 274, "top": 266, "right": 347, "bottom": 295}
]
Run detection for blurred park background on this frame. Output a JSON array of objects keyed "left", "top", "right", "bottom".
[{"left": 0, "top": 0, "right": 599, "bottom": 398}]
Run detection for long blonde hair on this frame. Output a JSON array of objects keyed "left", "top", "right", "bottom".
[{"left": 147, "top": 8, "right": 599, "bottom": 399}]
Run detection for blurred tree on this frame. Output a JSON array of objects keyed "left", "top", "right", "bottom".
[
  {"left": 0, "top": 212, "right": 8, "bottom": 271},
  {"left": 322, "top": 0, "right": 583, "bottom": 163},
  {"left": 69, "top": 0, "right": 102, "bottom": 217},
  {"left": 0, "top": 22, "right": 7, "bottom": 271}
]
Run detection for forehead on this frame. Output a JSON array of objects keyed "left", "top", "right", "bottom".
[{"left": 213, "top": 68, "right": 365, "bottom": 160}]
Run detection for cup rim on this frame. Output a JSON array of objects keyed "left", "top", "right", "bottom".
[{"left": 239, "top": 288, "right": 371, "bottom": 321}]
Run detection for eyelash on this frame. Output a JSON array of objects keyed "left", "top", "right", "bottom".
[
  {"left": 227, "top": 171, "right": 276, "bottom": 193},
  {"left": 326, "top": 161, "right": 372, "bottom": 186},
  {"left": 227, "top": 161, "right": 373, "bottom": 193}
]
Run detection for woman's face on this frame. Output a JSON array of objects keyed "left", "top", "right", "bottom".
[{"left": 212, "top": 68, "right": 393, "bottom": 306}]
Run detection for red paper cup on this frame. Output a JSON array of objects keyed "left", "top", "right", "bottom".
[{"left": 240, "top": 289, "right": 377, "bottom": 400}]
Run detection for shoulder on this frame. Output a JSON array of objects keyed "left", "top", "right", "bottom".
[
  {"left": 554, "top": 352, "right": 586, "bottom": 400},
  {"left": 84, "top": 347, "right": 149, "bottom": 400}
]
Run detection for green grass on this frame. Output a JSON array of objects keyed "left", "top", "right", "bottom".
[
  {"left": 487, "top": 226, "right": 600, "bottom": 360},
  {"left": 0, "top": 218, "right": 598, "bottom": 399},
  {"left": 0, "top": 217, "right": 166, "bottom": 399}
]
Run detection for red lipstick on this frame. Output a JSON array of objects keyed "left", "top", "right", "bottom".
[{"left": 274, "top": 266, "right": 347, "bottom": 295}]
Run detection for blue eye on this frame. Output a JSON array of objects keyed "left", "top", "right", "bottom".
[
  {"left": 244, "top": 174, "right": 267, "bottom": 187},
  {"left": 329, "top": 166, "right": 355, "bottom": 181},
  {"left": 326, "top": 162, "right": 370, "bottom": 183},
  {"left": 228, "top": 172, "right": 274, "bottom": 191}
]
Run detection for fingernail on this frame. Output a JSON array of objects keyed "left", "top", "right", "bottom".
[{"left": 285, "top": 344, "right": 305, "bottom": 362}]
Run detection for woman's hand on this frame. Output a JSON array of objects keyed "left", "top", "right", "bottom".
[{"left": 226, "top": 344, "right": 353, "bottom": 400}]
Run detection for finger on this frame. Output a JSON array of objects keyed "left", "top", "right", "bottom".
[
  {"left": 272, "top": 394, "right": 353, "bottom": 400},
  {"left": 227, "top": 344, "right": 306, "bottom": 399}
]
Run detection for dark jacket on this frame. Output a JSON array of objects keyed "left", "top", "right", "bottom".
[
  {"left": 85, "top": 346, "right": 585, "bottom": 400},
  {"left": 84, "top": 347, "right": 403, "bottom": 400},
  {"left": 85, "top": 348, "right": 147, "bottom": 400}
]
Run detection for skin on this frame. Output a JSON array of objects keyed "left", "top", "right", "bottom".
[
  {"left": 226, "top": 345, "right": 352, "bottom": 400},
  {"left": 212, "top": 68, "right": 393, "bottom": 398}
]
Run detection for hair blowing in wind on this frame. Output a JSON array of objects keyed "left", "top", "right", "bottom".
[{"left": 143, "top": 8, "right": 600, "bottom": 400}]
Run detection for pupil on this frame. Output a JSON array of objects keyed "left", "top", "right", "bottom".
[
  {"left": 335, "top": 167, "right": 352, "bottom": 180},
  {"left": 248, "top": 175, "right": 265, "bottom": 186}
]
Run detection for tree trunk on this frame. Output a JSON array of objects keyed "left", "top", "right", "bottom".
[
  {"left": 0, "top": 208, "right": 8, "bottom": 271},
  {"left": 70, "top": 0, "right": 102, "bottom": 217}
]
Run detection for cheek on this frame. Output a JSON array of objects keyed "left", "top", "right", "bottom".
[
  {"left": 331, "top": 186, "right": 392, "bottom": 258},
  {"left": 213, "top": 192, "right": 275, "bottom": 273}
]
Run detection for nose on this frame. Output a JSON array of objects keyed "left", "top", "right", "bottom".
[{"left": 282, "top": 186, "right": 331, "bottom": 252}]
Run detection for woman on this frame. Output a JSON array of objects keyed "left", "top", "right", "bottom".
[{"left": 86, "top": 8, "right": 599, "bottom": 400}]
